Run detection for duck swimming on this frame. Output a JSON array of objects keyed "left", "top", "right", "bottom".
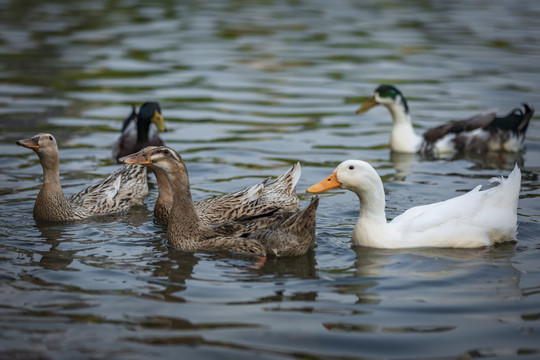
[
  {"left": 357, "top": 84, "right": 533, "bottom": 155},
  {"left": 307, "top": 160, "right": 521, "bottom": 249},
  {"left": 121, "top": 146, "right": 318, "bottom": 257},
  {"left": 121, "top": 147, "right": 301, "bottom": 225},
  {"left": 17, "top": 133, "right": 148, "bottom": 221},
  {"left": 112, "top": 102, "right": 167, "bottom": 161}
]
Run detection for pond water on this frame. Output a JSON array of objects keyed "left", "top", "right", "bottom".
[{"left": 1, "top": 0, "right": 539, "bottom": 359}]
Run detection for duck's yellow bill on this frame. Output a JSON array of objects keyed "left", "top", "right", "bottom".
[
  {"left": 307, "top": 171, "right": 341, "bottom": 193},
  {"left": 356, "top": 95, "right": 379, "bottom": 114},
  {"left": 152, "top": 111, "right": 167, "bottom": 132},
  {"left": 119, "top": 151, "right": 152, "bottom": 165},
  {"left": 16, "top": 138, "right": 40, "bottom": 150}
]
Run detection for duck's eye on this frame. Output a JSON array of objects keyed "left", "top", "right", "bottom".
[
  {"left": 162, "top": 149, "right": 169, "bottom": 155},
  {"left": 48, "top": 136, "right": 53, "bottom": 141},
  {"left": 349, "top": 165, "right": 355, "bottom": 170}
]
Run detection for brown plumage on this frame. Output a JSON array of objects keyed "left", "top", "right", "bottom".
[
  {"left": 17, "top": 133, "right": 148, "bottom": 221},
  {"left": 120, "top": 146, "right": 318, "bottom": 257},
  {"left": 112, "top": 102, "right": 167, "bottom": 161},
  {"left": 132, "top": 146, "right": 300, "bottom": 225}
]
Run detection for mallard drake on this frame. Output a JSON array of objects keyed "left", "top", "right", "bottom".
[
  {"left": 121, "top": 146, "right": 318, "bottom": 257},
  {"left": 356, "top": 85, "right": 533, "bottom": 155},
  {"left": 17, "top": 133, "right": 148, "bottom": 221},
  {"left": 112, "top": 102, "right": 167, "bottom": 161},
  {"left": 307, "top": 160, "right": 520, "bottom": 249},
  {"left": 121, "top": 146, "right": 301, "bottom": 225}
]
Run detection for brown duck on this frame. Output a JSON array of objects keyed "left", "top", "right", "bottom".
[
  {"left": 121, "top": 147, "right": 301, "bottom": 225},
  {"left": 112, "top": 102, "right": 167, "bottom": 161},
  {"left": 121, "top": 146, "right": 318, "bottom": 257},
  {"left": 17, "top": 133, "right": 148, "bottom": 221}
]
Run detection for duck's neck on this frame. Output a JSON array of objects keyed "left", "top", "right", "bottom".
[
  {"left": 137, "top": 117, "right": 151, "bottom": 142},
  {"left": 151, "top": 167, "right": 173, "bottom": 224},
  {"left": 165, "top": 164, "right": 204, "bottom": 250},
  {"left": 386, "top": 102, "right": 421, "bottom": 153},
  {"left": 34, "top": 152, "right": 74, "bottom": 220},
  {"left": 349, "top": 177, "right": 390, "bottom": 247}
]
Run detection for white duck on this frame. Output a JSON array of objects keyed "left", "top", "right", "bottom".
[
  {"left": 356, "top": 85, "right": 533, "bottom": 155},
  {"left": 307, "top": 160, "right": 521, "bottom": 249}
]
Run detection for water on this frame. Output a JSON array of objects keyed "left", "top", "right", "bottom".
[{"left": 1, "top": 0, "right": 539, "bottom": 358}]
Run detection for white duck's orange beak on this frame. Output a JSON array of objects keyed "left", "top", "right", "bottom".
[{"left": 307, "top": 171, "right": 342, "bottom": 193}]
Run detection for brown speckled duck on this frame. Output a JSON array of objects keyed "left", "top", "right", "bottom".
[
  {"left": 112, "top": 102, "right": 167, "bottom": 161},
  {"left": 121, "top": 146, "right": 318, "bottom": 257},
  {"left": 17, "top": 133, "right": 148, "bottom": 221},
  {"left": 122, "top": 146, "right": 301, "bottom": 225},
  {"left": 357, "top": 84, "right": 533, "bottom": 155}
]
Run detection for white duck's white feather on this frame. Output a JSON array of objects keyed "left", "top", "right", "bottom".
[{"left": 333, "top": 160, "right": 520, "bottom": 249}]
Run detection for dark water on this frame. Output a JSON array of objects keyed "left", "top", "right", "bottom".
[{"left": 1, "top": 0, "right": 539, "bottom": 359}]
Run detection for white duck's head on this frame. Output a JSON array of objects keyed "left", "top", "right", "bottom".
[
  {"left": 356, "top": 84, "right": 410, "bottom": 118},
  {"left": 307, "top": 160, "right": 383, "bottom": 196},
  {"left": 307, "top": 160, "right": 387, "bottom": 218}
]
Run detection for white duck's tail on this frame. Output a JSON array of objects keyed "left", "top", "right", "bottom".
[
  {"left": 483, "top": 164, "right": 521, "bottom": 244},
  {"left": 489, "top": 163, "right": 521, "bottom": 209}
]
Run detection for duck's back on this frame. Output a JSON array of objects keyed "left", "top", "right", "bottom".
[
  {"left": 388, "top": 165, "right": 521, "bottom": 248},
  {"left": 68, "top": 165, "right": 148, "bottom": 216}
]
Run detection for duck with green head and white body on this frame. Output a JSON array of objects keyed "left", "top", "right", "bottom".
[{"left": 357, "top": 85, "right": 533, "bottom": 155}]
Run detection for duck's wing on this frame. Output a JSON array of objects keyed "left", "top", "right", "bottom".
[
  {"left": 260, "top": 162, "right": 301, "bottom": 212},
  {"left": 195, "top": 163, "right": 301, "bottom": 224},
  {"left": 250, "top": 196, "right": 319, "bottom": 257},
  {"left": 390, "top": 165, "right": 520, "bottom": 247},
  {"left": 68, "top": 165, "right": 148, "bottom": 215},
  {"left": 421, "top": 112, "right": 496, "bottom": 153},
  {"left": 197, "top": 236, "right": 267, "bottom": 257},
  {"left": 421, "top": 104, "right": 533, "bottom": 154}
]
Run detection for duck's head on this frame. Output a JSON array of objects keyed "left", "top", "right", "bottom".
[
  {"left": 356, "top": 84, "right": 409, "bottom": 115},
  {"left": 307, "top": 160, "right": 381, "bottom": 195},
  {"left": 139, "top": 102, "right": 167, "bottom": 132},
  {"left": 16, "top": 133, "right": 59, "bottom": 160},
  {"left": 119, "top": 146, "right": 184, "bottom": 175}
]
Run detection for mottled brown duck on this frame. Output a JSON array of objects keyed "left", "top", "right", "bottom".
[
  {"left": 121, "top": 146, "right": 300, "bottom": 225},
  {"left": 121, "top": 146, "right": 318, "bottom": 257},
  {"left": 112, "top": 102, "right": 167, "bottom": 161},
  {"left": 17, "top": 133, "right": 148, "bottom": 221},
  {"left": 356, "top": 84, "right": 533, "bottom": 155}
]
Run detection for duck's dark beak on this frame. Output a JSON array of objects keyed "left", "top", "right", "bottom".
[{"left": 16, "top": 138, "right": 40, "bottom": 150}]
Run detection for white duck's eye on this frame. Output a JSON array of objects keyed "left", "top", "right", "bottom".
[
  {"left": 48, "top": 136, "right": 53, "bottom": 141},
  {"left": 349, "top": 165, "right": 354, "bottom": 170}
]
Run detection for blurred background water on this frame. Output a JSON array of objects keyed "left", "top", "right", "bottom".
[{"left": 0, "top": 0, "right": 539, "bottom": 359}]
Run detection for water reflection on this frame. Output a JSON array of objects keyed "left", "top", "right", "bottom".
[
  {"left": 389, "top": 151, "right": 417, "bottom": 181},
  {"left": 35, "top": 223, "right": 75, "bottom": 270}
]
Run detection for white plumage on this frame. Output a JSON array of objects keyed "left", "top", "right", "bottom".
[{"left": 308, "top": 160, "right": 521, "bottom": 249}]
